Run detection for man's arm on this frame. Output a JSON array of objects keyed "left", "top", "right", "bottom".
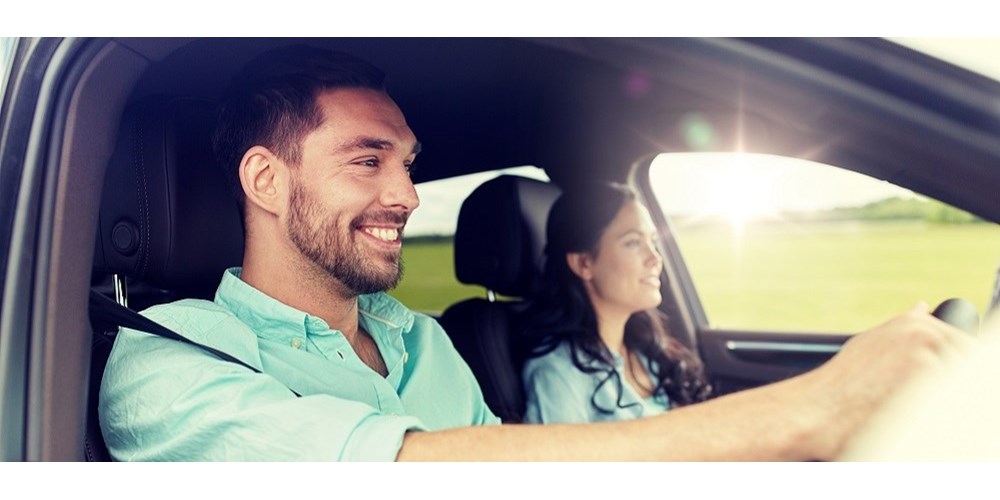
[
  {"left": 401, "top": 372, "right": 820, "bottom": 461},
  {"left": 398, "top": 303, "right": 971, "bottom": 461}
]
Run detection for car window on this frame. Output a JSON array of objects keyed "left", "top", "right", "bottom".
[
  {"left": 0, "top": 37, "right": 17, "bottom": 94},
  {"left": 0, "top": 37, "right": 23, "bottom": 309},
  {"left": 649, "top": 152, "right": 1000, "bottom": 333},
  {"left": 0, "top": 38, "right": 15, "bottom": 107},
  {"left": 389, "top": 165, "right": 550, "bottom": 314}
]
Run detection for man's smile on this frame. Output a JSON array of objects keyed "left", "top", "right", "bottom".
[{"left": 360, "top": 225, "right": 402, "bottom": 244}]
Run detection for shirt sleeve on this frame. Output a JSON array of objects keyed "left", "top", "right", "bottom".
[
  {"left": 100, "top": 327, "right": 424, "bottom": 461},
  {"left": 522, "top": 354, "right": 598, "bottom": 424}
]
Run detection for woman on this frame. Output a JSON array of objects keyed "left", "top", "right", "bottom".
[{"left": 521, "top": 182, "right": 712, "bottom": 424}]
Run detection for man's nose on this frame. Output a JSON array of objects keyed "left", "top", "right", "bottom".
[{"left": 381, "top": 162, "right": 420, "bottom": 212}]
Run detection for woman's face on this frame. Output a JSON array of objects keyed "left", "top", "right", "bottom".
[{"left": 572, "top": 200, "right": 664, "bottom": 319}]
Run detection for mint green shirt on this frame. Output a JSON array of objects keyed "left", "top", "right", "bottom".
[{"left": 99, "top": 268, "right": 499, "bottom": 461}]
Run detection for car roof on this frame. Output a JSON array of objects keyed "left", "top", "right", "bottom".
[{"left": 111, "top": 37, "right": 1000, "bottom": 221}]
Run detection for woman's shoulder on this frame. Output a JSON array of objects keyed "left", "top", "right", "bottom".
[
  {"left": 522, "top": 341, "right": 603, "bottom": 382},
  {"left": 523, "top": 340, "right": 573, "bottom": 369},
  {"left": 524, "top": 340, "right": 576, "bottom": 375}
]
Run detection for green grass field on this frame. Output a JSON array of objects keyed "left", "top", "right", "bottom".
[
  {"left": 390, "top": 242, "right": 487, "bottom": 313},
  {"left": 391, "top": 221, "right": 1000, "bottom": 333}
]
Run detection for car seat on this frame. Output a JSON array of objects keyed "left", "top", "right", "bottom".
[
  {"left": 438, "top": 175, "right": 560, "bottom": 423},
  {"left": 88, "top": 96, "right": 244, "bottom": 461}
]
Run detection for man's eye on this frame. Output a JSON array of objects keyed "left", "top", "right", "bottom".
[
  {"left": 404, "top": 161, "right": 417, "bottom": 175},
  {"left": 625, "top": 239, "right": 640, "bottom": 248},
  {"left": 355, "top": 158, "right": 379, "bottom": 167}
]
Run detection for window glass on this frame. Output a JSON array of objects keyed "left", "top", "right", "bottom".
[
  {"left": 0, "top": 38, "right": 15, "bottom": 106},
  {"left": 650, "top": 153, "right": 1000, "bottom": 333},
  {"left": 390, "top": 166, "right": 550, "bottom": 314}
]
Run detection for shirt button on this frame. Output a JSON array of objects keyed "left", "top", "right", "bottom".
[
  {"left": 290, "top": 338, "right": 303, "bottom": 349},
  {"left": 402, "top": 352, "right": 409, "bottom": 363}
]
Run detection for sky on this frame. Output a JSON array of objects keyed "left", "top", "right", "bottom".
[{"left": 649, "top": 153, "right": 919, "bottom": 219}]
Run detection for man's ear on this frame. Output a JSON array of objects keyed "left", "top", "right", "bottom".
[
  {"left": 239, "top": 145, "right": 286, "bottom": 216},
  {"left": 566, "top": 252, "right": 594, "bottom": 281}
]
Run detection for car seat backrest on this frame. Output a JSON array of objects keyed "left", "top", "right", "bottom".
[
  {"left": 94, "top": 97, "right": 244, "bottom": 298},
  {"left": 88, "top": 97, "right": 242, "bottom": 461},
  {"left": 453, "top": 175, "right": 558, "bottom": 297},
  {"left": 439, "top": 175, "right": 560, "bottom": 423}
]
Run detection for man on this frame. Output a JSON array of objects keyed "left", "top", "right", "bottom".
[{"left": 99, "top": 45, "right": 969, "bottom": 461}]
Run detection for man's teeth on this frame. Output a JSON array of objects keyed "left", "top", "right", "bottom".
[{"left": 363, "top": 227, "right": 399, "bottom": 241}]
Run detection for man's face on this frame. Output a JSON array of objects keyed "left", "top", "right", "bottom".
[{"left": 284, "top": 88, "right": 420, "bottom": 296}]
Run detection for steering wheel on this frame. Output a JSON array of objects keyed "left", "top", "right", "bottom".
[{"left": 932, "top": 298, "right": 979, "bottom": 335}]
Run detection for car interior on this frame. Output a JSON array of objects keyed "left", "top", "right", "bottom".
[
  {"left": 87, "top": 95, "right": 561, "bottom": 457},
  {"left": 3, "top": 37, "right": 999, "bottom": 461}
]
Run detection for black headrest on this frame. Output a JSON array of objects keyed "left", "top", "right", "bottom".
[
  {"left": 94, "top": 97, "right": 244, "bottom": 297},
  {"left": 454, "top": 175, "right": 560, "bottom": 297}
]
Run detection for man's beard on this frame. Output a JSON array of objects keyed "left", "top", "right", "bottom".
[{"left": 286, "top": 180, "right": 405, "bottom": 296}]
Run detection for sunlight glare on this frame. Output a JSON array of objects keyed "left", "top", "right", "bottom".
[{"left": 706, "top": 158, "right": 776, "bottom": 229}]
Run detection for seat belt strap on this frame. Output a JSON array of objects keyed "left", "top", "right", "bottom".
[{"left": 89, "top": 290, "right": 301, "bottom": 397}]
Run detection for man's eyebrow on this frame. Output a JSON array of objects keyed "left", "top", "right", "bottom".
[
  {"left": 335, "top": 137, "right": 422, "bottom": 155},
  {"left": 335, "top": 137, "right": 394, "bottom": 153}
]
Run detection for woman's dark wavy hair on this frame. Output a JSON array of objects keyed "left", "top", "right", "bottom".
[{"left": 524, "top": 182, "right": 712, "bottom": 413}]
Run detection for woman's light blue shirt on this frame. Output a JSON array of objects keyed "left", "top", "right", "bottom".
[{"left": 522, "top": 341, "right": 670, "bottom": 424}]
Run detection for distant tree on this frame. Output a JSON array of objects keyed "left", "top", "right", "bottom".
[
  {"left": 782, "top": 197, "right": 983, "bottom": 224},
  {"left": 926, "top": 200, "right": 980, "bottom": 224}
]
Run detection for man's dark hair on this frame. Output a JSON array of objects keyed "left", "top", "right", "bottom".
[{"left": 212, "top": 45, "right": 388, "bottom": 208}]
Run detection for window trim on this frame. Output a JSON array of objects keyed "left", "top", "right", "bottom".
[{"left": 631, "top": 155, "right": 706, "bottom": 351}]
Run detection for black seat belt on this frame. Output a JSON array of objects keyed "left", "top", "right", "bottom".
[{"left": 89, "top": 290, "right": 301, "bottom": 397}]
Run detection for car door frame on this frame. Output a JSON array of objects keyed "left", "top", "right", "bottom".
[
  {"left": 627, "top": 38, "right": 1000, "bottom": 395},
  {"left": 0, "top": 36, "right": 146, "bottom": 461}
]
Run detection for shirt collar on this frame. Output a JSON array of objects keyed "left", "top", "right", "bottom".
[
  {"left": 358, "top": 292, "right": 416, "bottom": 334},
  {"left": 215, "top": 267, "right": 416, "bottom": 343}
]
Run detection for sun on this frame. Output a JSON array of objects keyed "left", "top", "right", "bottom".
[{"left": 705, "top": 160, "right": 776, "bottom": 228}]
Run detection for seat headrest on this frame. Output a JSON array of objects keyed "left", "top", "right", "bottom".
[
  {"left": 454, "top": 175, "right": 560, "bottom": 297},
  {"left": 94, "top": 97, "right": 244, "bottom": 297}
]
